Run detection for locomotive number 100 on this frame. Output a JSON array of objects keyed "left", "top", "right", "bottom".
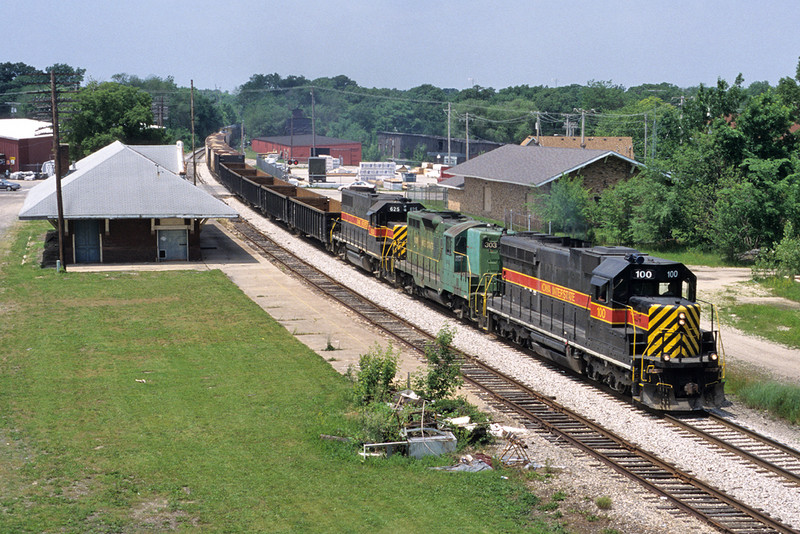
[{"left": 633, "top": 270, "right": 654, "bottom": 279}]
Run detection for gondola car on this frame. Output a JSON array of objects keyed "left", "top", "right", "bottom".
[{"left": 486, "top": 233, "right": 724, "bottom": 410}]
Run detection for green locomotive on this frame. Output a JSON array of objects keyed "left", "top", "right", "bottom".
[{"left": 396, "top": 210, "right": 506, "bottom": 320}]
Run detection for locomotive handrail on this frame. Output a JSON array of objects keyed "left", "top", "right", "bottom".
[
  {"left": 329, "top": 218, "right": 339, "bottom": 246},
  {"left": 472, "top": 272, "right": 499, "bottom": 321},
  {"left": 696, "top": 298, "right": 726, "bottom": 378},
  {"left": 624, "top": 304, "right": 638, "bottom": 384}
]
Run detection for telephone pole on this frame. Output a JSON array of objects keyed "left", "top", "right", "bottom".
[
  {"left": 190, "top": 80, "right": 196, "bottom": 185},
  {"left": 311, "top": 88, "right": 316, "bottom": 158},
  {"left": 446, "top": 102, "right": 451, "bottom": 164},
  {"left": 50, "top": 72, "right": 66, "bottom": 271},
  {"left": 465, "top": 112, "right": 470, "bottom": 161}
]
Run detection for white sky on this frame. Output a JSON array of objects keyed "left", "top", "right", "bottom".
[{"left": 4, "top": 0, "right": 800, "bottom": 92}]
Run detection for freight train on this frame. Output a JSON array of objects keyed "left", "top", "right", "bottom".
[{"left": 205, "top": 132, "right": 725, "bottom": 411}]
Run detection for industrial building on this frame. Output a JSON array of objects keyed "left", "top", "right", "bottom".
[{"left": 0, "top": 118, "right": 53, "bottom": 173}]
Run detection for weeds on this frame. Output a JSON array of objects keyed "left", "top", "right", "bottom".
[{"left": 595, "top": 496, "right": 613, "bottom": 510}]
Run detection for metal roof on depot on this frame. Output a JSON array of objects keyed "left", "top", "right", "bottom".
[{"left": 18, "top": 141, "right": 237, "bottom": 220}]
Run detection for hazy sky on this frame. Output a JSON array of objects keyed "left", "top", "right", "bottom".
[{"left": 4, "top": 0, "right": 800, "bottom": 92}]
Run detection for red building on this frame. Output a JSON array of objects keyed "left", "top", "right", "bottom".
[
  {"left": 0, "top": 119, "right": 54, "bottom": 173},
  {"left": 251, "top": 134, "right": 362, "bottom": 166}
]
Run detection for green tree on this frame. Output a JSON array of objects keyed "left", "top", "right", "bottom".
[
  {"left": 67, "top": 81, "right": 168, "bottom": 158},
  {"left": 711, "top": 178, "right": 780, "bottom": 260},
  {"left": 737, "top": 91, "right": 794, "bottom": 160},
  {"left": 529, "top": 175, "right": 592, "bottom": 238},
  {"left": 774, "top": 221, "right": 800, "bottom": 280},
  {"left": 582, "top": 79, "right": 625, "bottom": 112}
]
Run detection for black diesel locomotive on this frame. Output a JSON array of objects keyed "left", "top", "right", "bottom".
[
  {"left": 205, "top": 133, "right": 725, "bottom": 411},
  {"left": 488, "top": 234, "right": 724, "bottom": 411}
]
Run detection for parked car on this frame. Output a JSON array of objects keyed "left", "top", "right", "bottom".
[
  {"left": 0, "top": 179, "right": 20, "bottom": 191},
  {"left": 338, "top": 180, "right": 375, "bottom": 191}
]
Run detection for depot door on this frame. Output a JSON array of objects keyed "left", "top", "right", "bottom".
[
  {"left": 157, "top": 229, "right": 188, "bottom": 261},
  {"left": 74, "top": 220, "right": 101, "bottom": 263}
]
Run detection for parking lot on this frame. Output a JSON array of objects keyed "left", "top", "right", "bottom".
[{"left": 0, "top": 179, "right": 37, "bottom": 241}]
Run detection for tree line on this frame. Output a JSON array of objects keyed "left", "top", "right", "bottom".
[{"left": 3, "top": 60, "right": 800, "bottom": 266}]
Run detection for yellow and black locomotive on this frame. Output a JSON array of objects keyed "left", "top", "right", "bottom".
[{"left": 485, "top": 233, "right": 724, "bottom": 410}]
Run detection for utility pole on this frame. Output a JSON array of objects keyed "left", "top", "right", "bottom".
[
  {"left": 535, "top": 111, "right": 541, "bottom": 144},
  {"left": 50, "top": 72, "right": 66, "bottom": 272},
  {"left": 580, "top": 109, "right": 586, "bottom": 148},
  {"left": 652, "top": 105, "right": 657, "bottom": 159},
  {"left": 240, "top": 93, "right": 245, "bottom": 156},
  {"left": 465, "top": 112, "right": 470, "bottom": 161},
  {"left": 447, "top": 102, "right": 451, "bottom": 164},
  {"left": 190, "top": 80, "right": 196, "bottom": 185},
  {"left": 311, "top": 88, "right": 316, "bottom": 158},
  {"left": 643, "top": 113, "right": 647, "bottom": 161}
]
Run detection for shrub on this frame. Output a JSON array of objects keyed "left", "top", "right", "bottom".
[
  {"left": 353, "top": 401, "right": 403, "bottom": 444},
  {"left": 414, "top": 325, "right": 462, "bottom": 400},
  {"left": 595, "top": 496, "right": 613, "bottom": 510},
  {"left": 350, "top": 343, "right": 399, "bottom": 405}
]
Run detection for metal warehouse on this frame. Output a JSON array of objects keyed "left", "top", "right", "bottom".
[
  {"left": 251, "top": 134, "right": 362, "bottom": 166},
  {"left": 0, "top": 118, "right": 54, "bottom": 173}
]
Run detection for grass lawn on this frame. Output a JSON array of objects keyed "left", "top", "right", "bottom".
[
  {"left": 0, "top": 222, "right": 563, "bottom": 533},
  {"left": 717, "top": 277, "right": 800, "bottom": 425},
  {"left": 637, "top": 246, "right": 740, "bottom": 268}
]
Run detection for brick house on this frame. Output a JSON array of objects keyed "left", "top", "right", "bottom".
[
  {"left": 440, "top": 144, "right": 641, "bottom": 227},
  {"left": 521, "top": 135, "right": 635, "bottom": 160}
]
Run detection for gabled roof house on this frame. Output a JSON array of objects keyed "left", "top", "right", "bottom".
[
  {"left": 440, "top": 144, "right": 641, "bottom": 227},
  {"left": 19, "top": 141, "right": 237, "bottom": 264}
]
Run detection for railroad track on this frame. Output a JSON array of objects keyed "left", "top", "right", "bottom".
[
  {"left": 666, "top": 412, "right": 800, "bottom": 488},
  {"left": 229, "top": 210, "right": 799, "bottom": 533}
]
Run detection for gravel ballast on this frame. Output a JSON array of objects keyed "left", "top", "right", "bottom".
[{"left": 202, "top": 166, "right": 800, "bottom": 532}]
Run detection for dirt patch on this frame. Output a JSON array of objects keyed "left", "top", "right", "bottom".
[
  {"left": 129, "top": 496, "right": 198, "bottom": 531},
  {"left": 690, "top": 265, "right": 800, "bottom": 383}
]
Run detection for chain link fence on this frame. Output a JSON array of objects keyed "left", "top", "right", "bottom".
[
  {"left": 504, "top": 209, "right": 547, "bottom": 233},
  {"left": 405, "top": 184, "right": 448, "bottom": 209}
]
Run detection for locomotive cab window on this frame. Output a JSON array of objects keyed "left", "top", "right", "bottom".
[
  {"left": 631, "top": 279, "right": 682, "bottom": 298},
  {"left": 595, "top": 284, "right": 608, "bottom": 303}
]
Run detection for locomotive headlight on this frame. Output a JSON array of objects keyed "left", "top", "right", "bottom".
[
  {"left": 678, "top": 312, "right": 686, "bottom": 319},
  {"left": 710, "top": 353, "right": 718, "bottom": 361},
  {"left": 679, "top": 319, "right": 686, "bottom": 326},
  {"left": 663, "top": 354, "right": 671, "bottom": 362}
]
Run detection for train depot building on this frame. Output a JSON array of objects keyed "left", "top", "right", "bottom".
[
  {"left": 18, "top": 141, "right": 237, "bottom": 264},
  {"left": 440, "top": 144, "right": 642, "bottom": 225}
]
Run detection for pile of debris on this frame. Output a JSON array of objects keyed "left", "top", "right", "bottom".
[
  {"left": 322, "top": 390, "right": 557, "bottom": 473},
  {"left": 359, "top": 390, "right": 458, "bottom": 459}
]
